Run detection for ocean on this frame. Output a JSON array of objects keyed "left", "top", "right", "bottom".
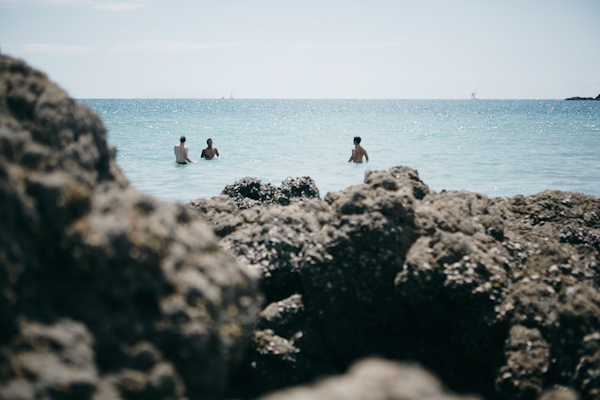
[{"left": 80, "top": 99, "right": 600, "bottom": 204}]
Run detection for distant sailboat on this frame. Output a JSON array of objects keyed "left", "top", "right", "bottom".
[
  {"left": 471, "top": 91, "right": 479, "bottom": 100},
  {"left": 229, "top": 92, "right": 234, "bottom": 99}
]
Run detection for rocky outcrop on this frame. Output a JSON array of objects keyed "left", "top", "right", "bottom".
[
  {"left": 189, "top": 166, "right": 600, "bottom": 400},
  {"left": 220, "top": 176, "right": 320, "bottom": 210},
  {"left": 0, "top": 55, "right": 262, "bottom": 400},
  {"left": 565, "top": 94, "right": 600, "bottom": 100}
]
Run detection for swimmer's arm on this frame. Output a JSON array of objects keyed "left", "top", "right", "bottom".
[
  {"left": 365, "top": 150, "right": 369, "bottom": 162},
  {"left": 215, "top": 148, "right": 220, "bottom": 157},
  {"left": 201, "top": 149, "right": 206, "bottom": 159},
  {"left": 348, "top": 148, "right": 355, "bottom": 162},
  {"left": 184, "top": 148, "right": 195, "bottom": 163}
]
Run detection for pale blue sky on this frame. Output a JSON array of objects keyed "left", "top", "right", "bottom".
[{"left": 1, "top": 0, "right": 599, "bottom": 99}]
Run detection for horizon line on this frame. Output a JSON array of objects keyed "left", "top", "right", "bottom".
[{"left": 75, "top": 97, "right": 572, "bottom": 101}]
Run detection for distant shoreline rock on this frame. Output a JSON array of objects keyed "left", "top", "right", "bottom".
[{"left": 565, "top": 94, "right": 600, "bottom": 100}]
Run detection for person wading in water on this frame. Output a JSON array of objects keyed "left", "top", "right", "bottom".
[
  {"left": 201, "top": 138, "right": 220, "bottom": 159},
  {"left": 348, "top": 136, "right": 369, "bottom": 163},
  {"left": 174, "top": 136, "right": 195, "bottom": 164}
]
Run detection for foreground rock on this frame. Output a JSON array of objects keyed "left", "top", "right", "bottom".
[
  {"left": 189, "top": 167, "right": 600, "bottom": 400},
  {"left": 259, "top": 358, "right": 482, "bottom": 400},
  {"left": 0, "top": 55, "right": 262, "bottom": 399}
]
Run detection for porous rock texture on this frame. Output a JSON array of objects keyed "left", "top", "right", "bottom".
[
  {"left": 0, "top": 55, "right": 262, "bottom": 399},
  {"left": 221, "top": 176, "right": 320, "bottom": 210},
  {"left": 189, "top": 166, "right": 600, "bottom": 400}
]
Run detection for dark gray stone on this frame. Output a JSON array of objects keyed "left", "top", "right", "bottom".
[
  {"left": 219, "top": 176, "right": 320, "bottom": 209},
  {"left": 565, "top": 95, "right": 600, "bottom": 101},
  {"left": 194, "top": 166, "right": 599, "bottom": 400}
]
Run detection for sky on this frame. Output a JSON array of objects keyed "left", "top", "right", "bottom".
[{"left": 1, "top": 0, "right": 599, "bottom": 99}]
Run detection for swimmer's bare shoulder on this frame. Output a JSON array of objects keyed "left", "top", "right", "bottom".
[
  {"left": 361, "top": 145, "right": 369, "bottom": 162},
  {"left": 348, "top": 136, "right": 368, "bottom": 163}
]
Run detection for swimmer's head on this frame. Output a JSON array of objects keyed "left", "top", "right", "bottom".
[
  {"left": 354, "top": 136, "right": 361, "bottom": 144},
  {"left": 207, "top": 138, "right": 213, "bottom": 145},
  {"left": 180, "top": 136, "right": 186, "bottom": 143}
]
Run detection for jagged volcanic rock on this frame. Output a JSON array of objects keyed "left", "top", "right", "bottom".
[
  {"left": 190, "top": 166, "right": 600, "bottom": 400},
  {"left": 0, "top": 55, "right": 262, "bottom": 400}
]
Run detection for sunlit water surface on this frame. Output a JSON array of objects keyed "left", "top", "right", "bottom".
[{"left": 80, "top": 99, "right": 600, "bottom": 203}]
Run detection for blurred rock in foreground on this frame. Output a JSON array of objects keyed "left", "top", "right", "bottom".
[
  {"left": 258, "top": 358, "right": 482, "bottom": 400},
  {"left": 190, "top": 166, "right": 600, "bottom": 400},
  {"left": 0, "top": 55, "right": 262, "bottom": 400}
]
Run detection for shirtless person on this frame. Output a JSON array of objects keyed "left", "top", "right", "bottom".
[
  {"left": 201, "top": 138, "right": 220, "bottom": 159},
  {"left": 348, "top": 136, "right": 369, "bottom": 163},
  {"left": 174, "top": 136, "right": 194, "bottom": 164}
]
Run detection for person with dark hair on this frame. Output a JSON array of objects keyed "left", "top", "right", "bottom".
[
  {"left": 201, "top": 138, "right": 220, "bottom": 159},
  {"left": 348, "top": 136, "right": 369, "bottom": 163},
  {"left": 174, "top": 136, "right": 195, "bottom": 164}
]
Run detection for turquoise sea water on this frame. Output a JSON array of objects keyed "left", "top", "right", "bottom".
[{"left": 81, "top": 99, "right": 600, "bottom": 204}]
